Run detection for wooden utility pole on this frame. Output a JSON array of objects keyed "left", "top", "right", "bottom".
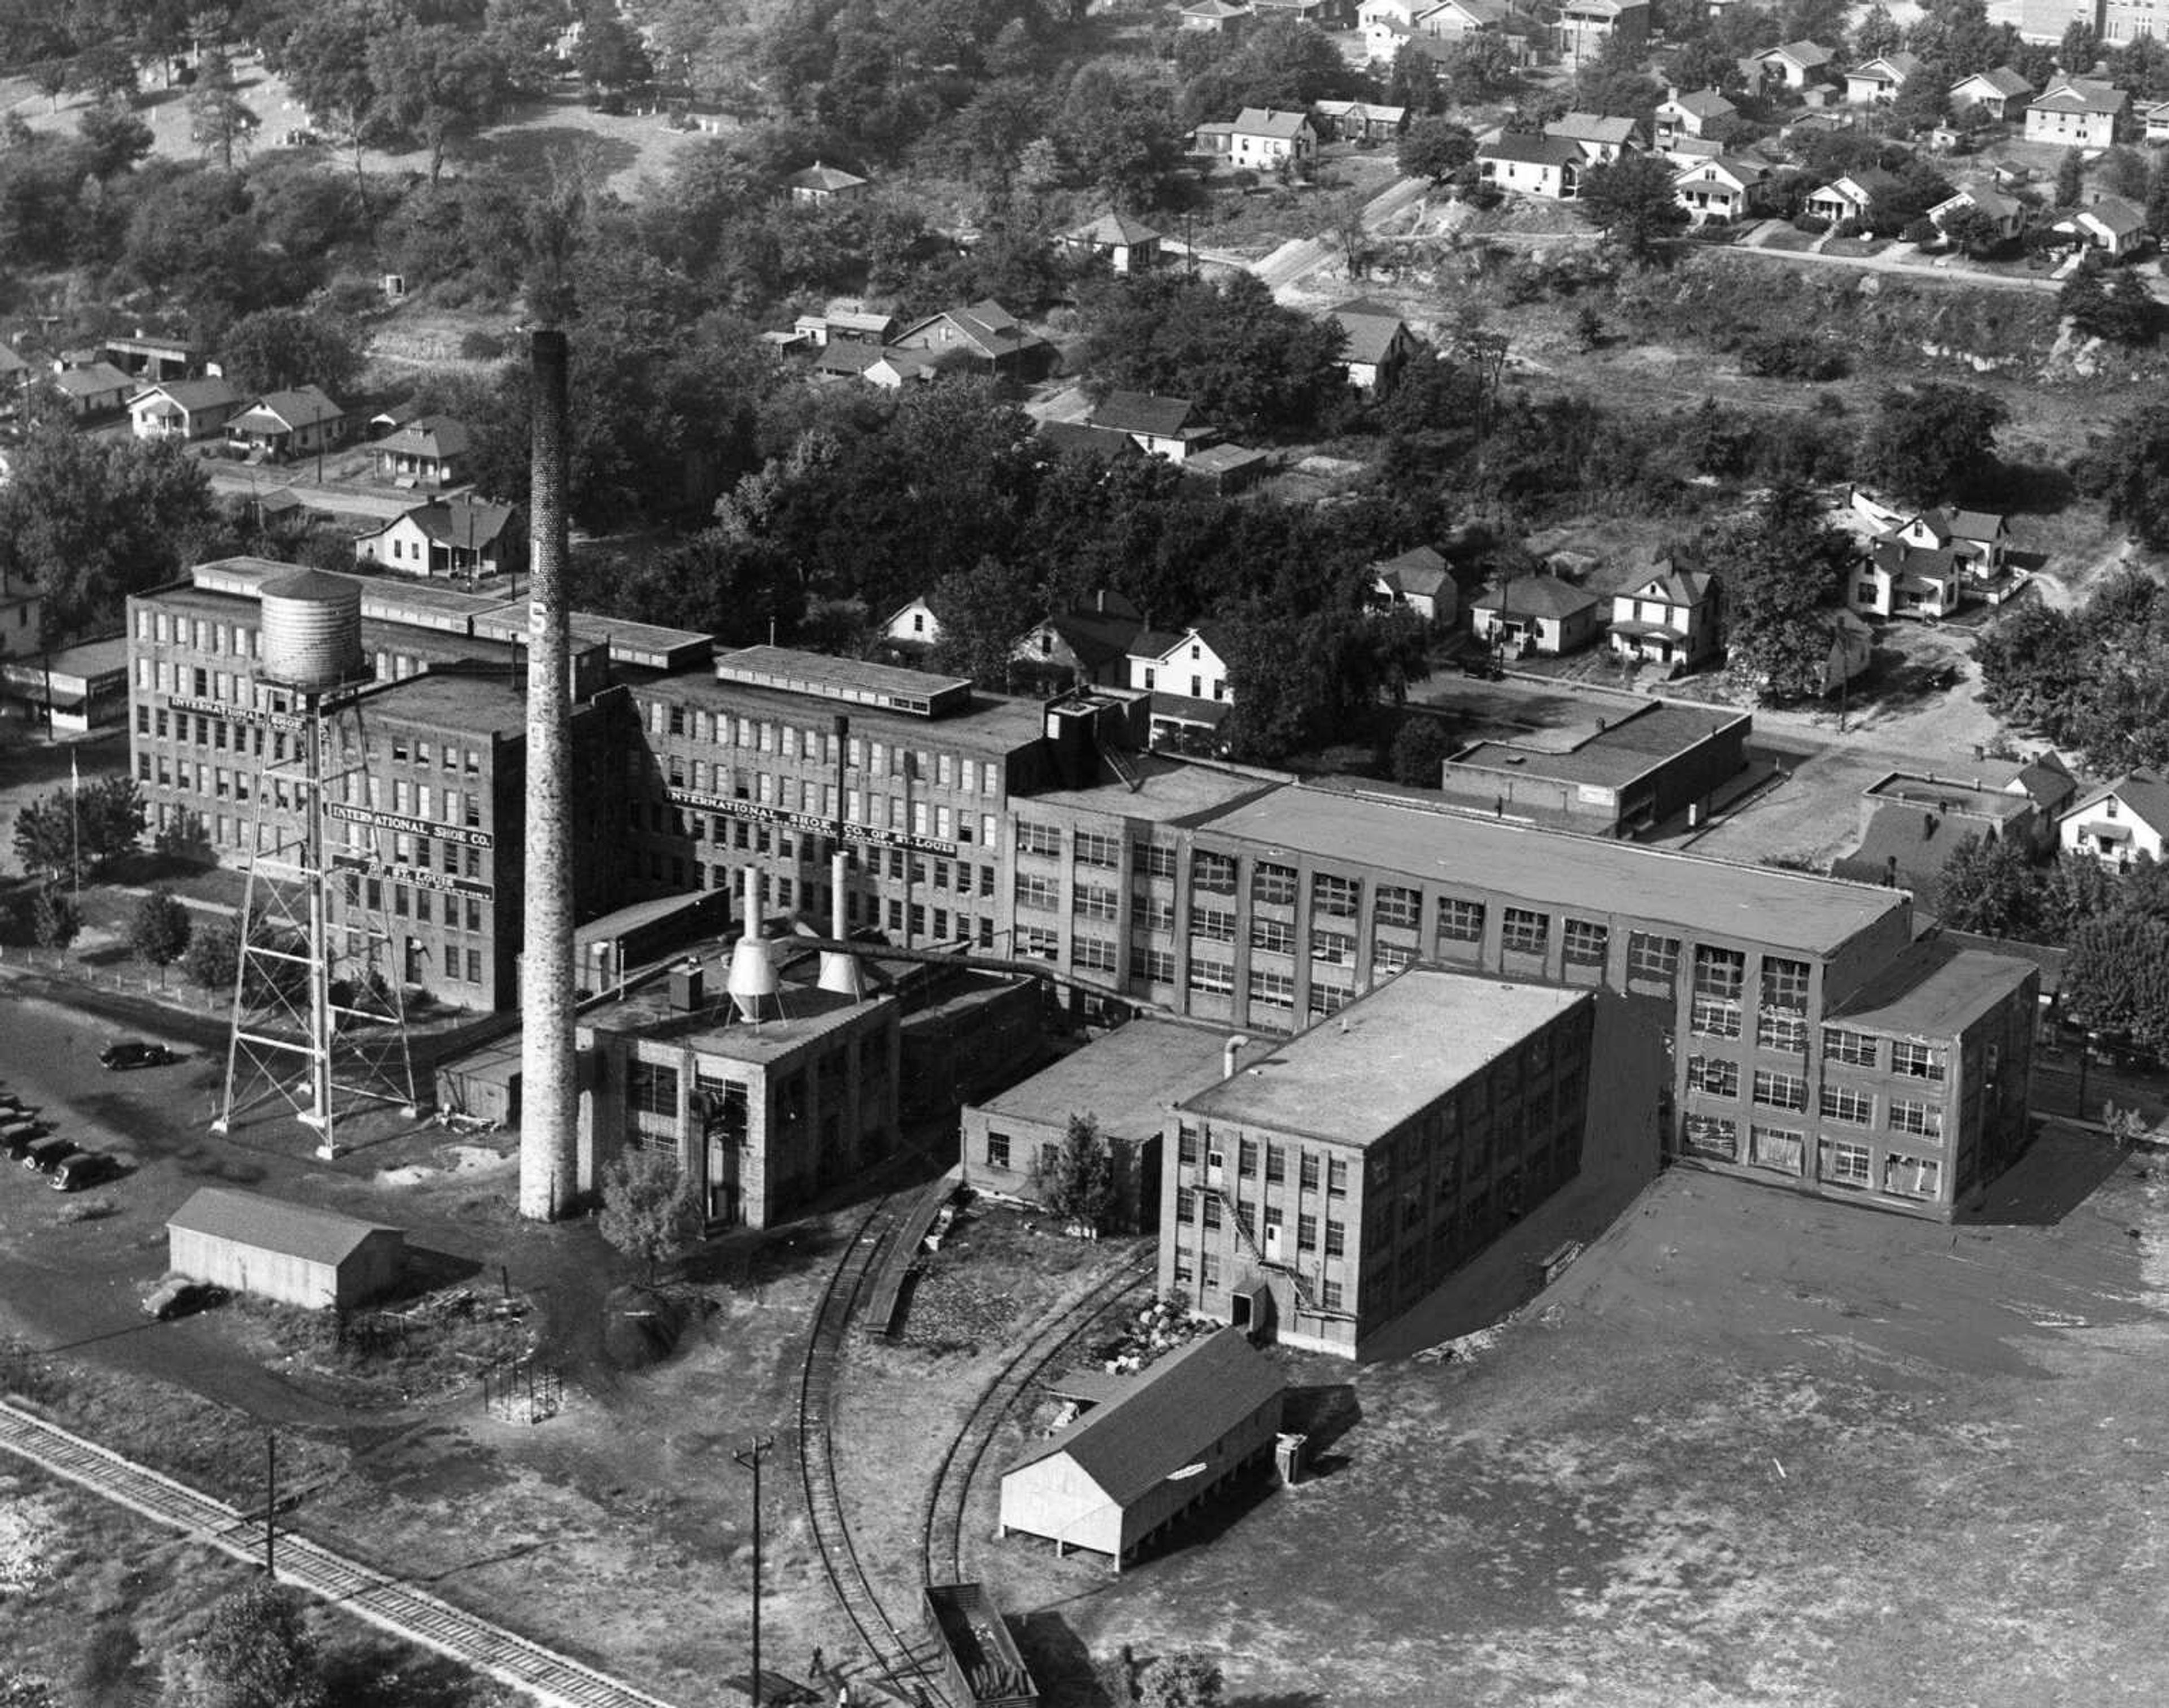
[
  {"left": 263, "top": 1431, "right": 277, "bottom": 1577},
  {"left": 734, "top": 1437, "right": 776, "bottom": 1706}
]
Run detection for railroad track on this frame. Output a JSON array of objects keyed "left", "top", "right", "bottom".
[
  {"left": 919, "top": 1246, "right": 1158, "bottom": 1590},
  {"left": 794, "top": 1190, "right": 935, "bottom": 1701},
  {"left": 0, "top": 1401, "right": 679, "bottom": 1708}
]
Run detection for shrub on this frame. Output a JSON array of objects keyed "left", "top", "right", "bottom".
[{"left": 1738, "top": 331, "right": 1848, "bottom": 381}]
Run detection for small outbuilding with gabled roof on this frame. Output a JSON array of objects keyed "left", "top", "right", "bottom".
[
  {"left": 998, "top": 1326, "right": 1284, "bottom": 1570},
  {"left": 166, "top": 1187, "right": 407, "bottom": 1310}
]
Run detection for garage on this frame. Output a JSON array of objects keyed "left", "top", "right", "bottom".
[{"left": 165, "top": 1188, "right": 407, "bottom": 1311}]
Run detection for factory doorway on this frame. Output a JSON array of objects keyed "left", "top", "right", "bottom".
[{"left": 1230, "top": 1282, "right": 1274, "bottom": 1341}]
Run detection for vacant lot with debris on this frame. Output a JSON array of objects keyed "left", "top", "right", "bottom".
[{"left": 986, "top": 1123, "right": 2169, "bottom": 1708}]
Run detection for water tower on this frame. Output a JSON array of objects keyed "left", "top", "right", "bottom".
[{"left": 212, "top": 570, "right": 417, "bottom": 1157}]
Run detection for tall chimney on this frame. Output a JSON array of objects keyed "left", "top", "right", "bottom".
[{"left": 519, "top": 328, "right": 577, "bottom": 1221}]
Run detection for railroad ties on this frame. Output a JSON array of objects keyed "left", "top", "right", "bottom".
[{"left": 0, "top": 1402, "right": 681, "bottom": 1708}]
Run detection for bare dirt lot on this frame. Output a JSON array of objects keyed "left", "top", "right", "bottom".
[{"left": 977, "top": 1127, "right": 2169, "bottom": 1708}]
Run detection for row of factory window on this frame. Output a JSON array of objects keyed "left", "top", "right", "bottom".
[
  {"left": 334, "top": 873, "right": 490, "bottom": 935},
  {"left": 137, "top": 703, "right": 490, "bottom": 787},
  {"left": 1685, "top": 1059, "right": 1945, "bottom": 1136},
  {"left": 1688, "top": 1003, "right": 1949, "bottom": 1078},
  {"left": 1178, "top": 1128, "right": 1352, "bottom": 1192},
  {"left": 134, "top": 625, "right": 430, "bottom": 691},
  {"left": 641, "top": 770, "right": 1001, "bottom": 848},
  {"left": 1167, "top": 1249, "right": 1348, "bottom": 1314},
  {"left": 1681, "top": 1119, "right": 1943, "bottom": 1199},
  {"left": 642, "top": 699, "right": 1007, "bottom": 795},
  {"left": 1176, "top": 1191, "right": 1350, "bottom": 1255}
]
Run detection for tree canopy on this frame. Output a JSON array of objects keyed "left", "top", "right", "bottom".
[
  {"left": 1702, "top": 483, "right": 1853, "bottom": 704},
  {"left": 1577, "top": 152, "right": 1689, "bottom": 261},
  {"left": 1858, "top": 382, "right": 2005, "bottom": 506}
]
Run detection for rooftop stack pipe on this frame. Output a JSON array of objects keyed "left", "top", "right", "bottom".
[
  {"left": 817, "top": 849, "right": 866, "bottom": 999},
  {"left": 518, "top": 329, "right": 578, "bottom": 1221},
  {"left": 729, "top": 866, "right": 779, "bottom": 1022}
]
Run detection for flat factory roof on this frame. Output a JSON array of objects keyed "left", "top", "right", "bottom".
[
  {"left": 1194, "top": 783, "right": 1905, "bottom": 957},
  {"left": 1178, "top": 969, "right": 1588, "bottom": 1147},
  {"left": 974, "top": 1018, "right": 1245, "bottom": 1140},
  {"left": 716, "top": 644, "right": 974, "bottom": 718},
  {"left": 1025, "top": 758, "right": 1277, "bottom": 826},
  {"left": 1451, "top": 699, "right": 1745, "bottom": 791},
  {"left": 646, "top": 669, "right": 1048, "bottom": 757},
  {"left": 581, "top": 970, "right": 885, "bottom": 1067},
  {"left": 360, "top": 670, "right": 530, "bottom": 739},
  {"left": 1830, "top": 938, "right": 2036, "bottom": 1038},
  {"left": 1863, "top": 770, "right": 2033, "bottom": 823}
]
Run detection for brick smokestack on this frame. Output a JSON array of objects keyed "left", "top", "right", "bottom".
[{"left": 519, "top": 327, "right": 577, "bottom": 1220}]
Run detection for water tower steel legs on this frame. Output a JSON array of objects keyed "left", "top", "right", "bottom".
[{"left": 519, "top": 326, "right": 578, "bottom": 1221}]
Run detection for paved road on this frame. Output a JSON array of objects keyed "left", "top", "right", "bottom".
[
  {"left": 1729, "top": 223, "right": 2062, "bottom": 293},
  {"left": 0, "top": 1400, "right": 682, "bottom": 1708}
]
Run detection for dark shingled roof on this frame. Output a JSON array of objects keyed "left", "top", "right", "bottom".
[
  {"left": 1007, "top": 1328, "right": 1283, "bottom": 1505},
  {"left": 1092, "top": 390, "right": 1196, "bottom": 438}
]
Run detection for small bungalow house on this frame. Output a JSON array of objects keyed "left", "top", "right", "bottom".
[
  {"left": 790, "top": 307, "right": 895, "bottom": 347},
  {"left": 355, "top": 497, "right": 519, "bottom": 581},
  {"left": 1128, "top": 625, "right": 1234, "bottom": 703},
  {"left": 1948, "top": 66, "right": 2033, "bottom": 121},
  {"left": 1090, "top": 391, "right": 1214, "bottom": 463},
  {"left": 1554, "top": 0, "right": 1647, "bottom": 67},
  {"left": 1417, "top": 0, "right": 1513, "bottom": 41},
  {"left": 1543, "top": 111, "right": 1641, "bottom": 162},
  {"left": 1674, "top": 156, "right": 1768, "bottom": 222},
  {"left": 1327, "top": 298, "right": 1419, "bottom": 393},
  {"left": 1846, "top": 51, "right": 1924, "bottom": 106},
  {"left": 128, "top": 376, "right": 243, "bottom": 441},
  {"left": 1371, "top": 546, "right": 1456, "bottom": 624},
  {"left": 1228, "top": 107, "right": 1318, "bottom": 171},
  {"left": 1930, "top": 184, "right": 2027, "bottom": 242},
  {"left": 1653, "top": 87, "right": 1737, "bottom": 150},
  {"left": 2024, "top": 77, "right": 2126, "bottom": 149},
  {"left": 1312, "top": 99, "right": 1408, "bottom": 143},
  {"left": 1756, "top": 40, "right": 1835, "bottom": 91},
  {"left": 225, "top": 386, "right": 347, "bottom": 460},
  {"left": 55, "top": 361, "right": 139, "bottom": 419},
  {"left": 879, "top": 596, "right": 942, "bottom": 655},
  {"left": 1606, "top": 563, "right": 1719, "bottom": 667},
  {"left": 1061, "top": 211, "right": 1162, "bottom": 273},
  {"left": 1805, "top": 167, "right": 1900, "bottom": 226},
  {"left": 367, "top": 415, "right": 469, "bottom": 487},
  {"left": 784, "top": 160, "right": 869, "bottom": 204},
  {"left": 2057, "top": 194, "right": 2149, "bottom": 257},
  {"left": 1477, "top": 132, "right": 1586, "bottom": 199},
  {"left": 1471, "top": 576, "right": 1601, "bottom": 656},
  {"left": 890, "top": 300, "right": 1052, "bottom": 380},
  {"left": 2057, "top": 770, "right": 2169, "bottom": 872},
  {"left": 1180, "top": 0, "right": 1254, "bottom": 31}
]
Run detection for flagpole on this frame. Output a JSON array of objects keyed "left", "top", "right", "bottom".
[{"left": 69, "top": 748, "right": 80, "bottom": 898}]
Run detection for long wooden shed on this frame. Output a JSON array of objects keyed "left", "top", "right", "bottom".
[{"left": 165, "top": 1187, "right": 406, "bottom": 1311}]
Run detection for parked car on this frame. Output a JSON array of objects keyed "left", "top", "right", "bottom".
[
  {"left": 23, "top": 1135, "right": 78, "bottom": 1173},
  {"left": 2, "top": 1121, "right": 43, "bottom": 1160},
  {"left": 99, "top": 1041, "right": 180, "bottom": 1070},
  {"left": 51, "top": 1151, "right": 119, "bottom": 1192},
  {"left": 142, "top": 1277, "right": 227, "bottom": 1321}
]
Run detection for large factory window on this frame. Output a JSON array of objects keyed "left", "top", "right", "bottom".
[{"left": 629, "top": 1060, "right": 680, "bottom": 1119}]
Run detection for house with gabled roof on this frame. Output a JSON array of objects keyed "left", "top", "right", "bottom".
[
  {"left": 2055, "top": 193, "right": 2148, "bottom": 257},
  {"left": 1180, "top": 0, "right": 1253, "bottom": 31},
  {"left": 2024, "top": 76, "right": 2126, "bottom": 148},
  {"left": 1949, "top": 65, "right": 2032, "bottom": 121},
  {"left": 1850, "top": 539, "right": 1962, "bottom": 620},
  {"left": 367, "top": 414, "right": 469, "bottom": 487},
  {"left": 1930, "top": 183, "right": 2027, "bottom": 242},
  {"left": 1061, "top": 211, "right": 1162, "bottom": 273},
  {"left": 890, "top": 299, "right": 1052, "bottom": 379},
  {"left": 783, "top": 160, "right": 869, "bottom": 204},
  {"left": 1756, "top": 40, "right": 1835, "bottom": 90},
  {"left": 1090, "top": 391, "right": 1215, "bottom": 463},
  {"left": 879, "top": 595, "right": 941, "bottom": 656},
  {"left": 2058, "top": 769, "right": 2169, "bottom": 871},
  {"left": 1370, "top": 546, "right": 1456, "bottom": 624},
  {"left": 1471, "top": 575, "right": 1601, "bottom": 655},
  {"left": 1011, "top": 591, "right": 1145, "bottom": 688},
  {"left": 1477, "top": 132, "right": 1587, "bottom": 199},
  {"left": 1415, "top": 0, "right": 1512, "bottom": 40},
  {"left": 1607, "top": 561, "right": 1719, "bottom": 667},
  {"left": 355, "top": 496, "right": 520, "bottom": 581},
  {"left": 1805, "top": 167, "right": 1900, "bottom": 226},
  {"left": 225, "top": 385, "right": 347, "bottom": 461},
  {"left": 1227, "top": 106, "right": 1317, "bottom": 170},
  {"left": 53, "top": 361, "right": 137, "bottom": 419},
  {"left": 1543, "top": 111, "right": 1641, "bottom": 162},
  {"left": 1127, "top": 624, "right": 1235, "bottom": 704},
  {"left": 997, "top": 1328, "right": 1284, "bottom": 1570},
  {"left": 1327, "top": 298, "right": 1418, "bottom": 393},
  {"left": 128, "top": 376, "right": 245, "bottom": 441},
  {"left": 1674, "top": 155, "right": 1768, "bottom": 223},
  {"left": 1846, "top": 51, "right": 1924, "bottom": 105},
  {"left": 1312, "top": 99, "right": 1408, "bottom": 144},
  {"left": 1654, "top": 86, "right": 1737, "bottom": 150}
]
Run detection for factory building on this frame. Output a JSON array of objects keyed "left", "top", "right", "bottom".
[
  {"left": 123, "top": 570, "right": 2045, "bottom": 1222},
  {"left": 1163, "top": 970, "right": 1595, "bottom": 1357}
]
